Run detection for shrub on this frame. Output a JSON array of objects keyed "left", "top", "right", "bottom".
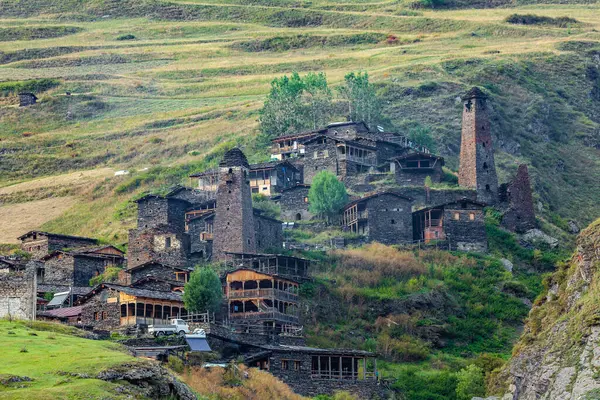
[
  {"left": 455, "top": 365, "right": 485, "bottom": 400},
  {"left": 0, "top": 78, "right": 60, "bottom": 97},
  {"left": 308, "top": 171, "right": 348, "bottom": 220},
  {"left": 505, "top": 14, "right": 578, "bottom": 28},
  {"left": 116, "top": 34, "right": 136, "bottom": 40},
  {"left": 167, "top": 356, "right": 184, "bottom": 374}
]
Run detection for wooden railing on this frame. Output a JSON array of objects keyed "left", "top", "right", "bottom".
[
  {"left": 229, "top": 311, "right": 299, "bottom": 324},
  {"left": 228, "top": 289, "right": 298, "bottom": 301}
]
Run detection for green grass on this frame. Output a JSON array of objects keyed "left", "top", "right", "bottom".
[{"left": 0, "top": 320, "right": 138, "bottom": 400}]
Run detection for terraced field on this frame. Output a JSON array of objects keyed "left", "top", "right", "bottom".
[{"left": 0, "top": 0, "right": 599, "bottom": 243}]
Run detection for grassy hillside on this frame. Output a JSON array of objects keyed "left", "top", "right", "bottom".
[
  {"left": 0, "top": 320, "right": 137, "bottom": 399},
  {"left": 0, "top": 0, "right": 598, "bottom": 244}
]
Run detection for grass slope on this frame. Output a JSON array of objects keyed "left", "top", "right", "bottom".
[
  {"left": 0, "top": 1, "right": 598, "bottom": 242},
  {"left": 0, "top": 320, "right": 138, "bottom": 400}
]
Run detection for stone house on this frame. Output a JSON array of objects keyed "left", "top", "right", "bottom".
[
  {"left": 19, "top": 92, "right": 37, "bottom": 107},
  {"left": 246, "top": 344, "right": 381, "bottom": 399},
  {"left": 390, "top": 152, "right": 445, "bottom": 186},
  {"left": 38, "top": 247, "right": 125, "bottom": 294},
  {"left": 270, "top": 131, "right": 319, "bottom": 160},
  {"left": 277, "top": 184, "right": 312, "bottom": 221},
  {"left": 190, "top": 160, "right": 301, "bottom": 197},
  {"left": 77, "top": 283, "right": 185, "bottom": 330},
  {"left": 0, "top": 257, "right": 25, "bottom": 273},
  {"left": 413, "top": 198, "right": 488, "bottom": 252},
  {"left": 19, "top": 231, "right": 98, "bottom": 259},
  {"left": 225, "top": 268, "right": 301, "bottom": 335},
  {"left": 341, "top": 192, "right": 414, "bottom": 244}
]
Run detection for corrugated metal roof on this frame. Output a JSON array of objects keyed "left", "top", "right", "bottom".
[{"left": 42, "top": 306, "right": 82, "bottom": 318}]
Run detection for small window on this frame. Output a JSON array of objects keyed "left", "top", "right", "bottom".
[
  {"left": 391, "top": 219, "right": 396, "bottom": 224},
  {"left": 485, "top": 184, "right": 491, "bottom": 191},
  {"left": 483, "top": 162, "right": 488, "bottom": 170},
  {"left": 101, "top": 311, "right": 107, "bottom": 320},
  {"left": 303, "top": 197, "right": 309, "bottom": 203},
  {"left": 165, "top": 237, "right": 172, "bottom": 248},
  {"left": 294, "top": 361, "right": 301, "bottom": 371},
  {"left": 454, "top": 212, "right": 460, "bottom": 220},
  {"left": 94, "top": 312, "right": 99, "bottom": 321},
  {"left": 313, "top": 151, "right": 318, "bottom": 159},
  {"left": 469, "top": 213, "right": 475, "bottom": 221},
  {"left": 228, "top": 168, "right": 233, "bottom": 174},
  {"left": 323, "top": 150, "right": 329, "bottom": 158},
  {"left": 282, "top": 360, "right": 289, "bottom": 370}
]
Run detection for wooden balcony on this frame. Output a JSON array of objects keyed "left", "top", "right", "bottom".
[
  {"left": 229, "top": 310, "right": 299, "bottom": 324},
  {"left": 228, "top": 289, "right": 298, "bottom": 302}
]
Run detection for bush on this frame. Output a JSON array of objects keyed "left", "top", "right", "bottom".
[
  {"left": 116, "top": 34, "right": 136, "bottom": 40},
  {"left": 167, "top": 356, "right": 184, "bottom": 374},
  {"left": 0, "top": 78, "right": 60, "bottom": 97},
  {"left": 308, "top": 171, "right": 348, "bottom": 220},
  {"left": 455, "top": 365, "right": 485, "bottom": 400},
  {"left": 505, "top": 14, "right": 578, "bottom": 28},
  {"left": 183, "top": 266, "right": 222, "bottom": 313}
]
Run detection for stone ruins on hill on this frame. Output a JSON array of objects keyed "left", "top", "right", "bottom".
[{"left": 0, "top": 87, "right": 537, "bottom": 398}]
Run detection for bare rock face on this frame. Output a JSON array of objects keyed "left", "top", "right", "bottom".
[
  {"left": 98, "top": 362, "right": 197, "bottom": 400},
  {"left": 496, "top": 219, "right": 600, "bottom": 399}
]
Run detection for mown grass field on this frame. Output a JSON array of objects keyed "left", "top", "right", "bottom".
[
  {"left": 0, "top": 320, "right": 138, "bottom": 400},
  {"left": 0, "top": 0, "right": 599, "bottom": 243}
]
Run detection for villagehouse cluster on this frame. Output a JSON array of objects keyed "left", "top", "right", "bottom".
[{"left": 0, "top": 88, "right": 536, "bottom": 398}]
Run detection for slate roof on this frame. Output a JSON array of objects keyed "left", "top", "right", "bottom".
[
  {"left": 259, "top": 344, "right": 376, "bottom": 357},
  {"left": 463, "top": 86, "right": 487, "bottom": 100},
  {"left": 343, "top": 191, "right": 413, "bottom": 210},
  {"left": 77, "top": 283, "right": 183, "bottom": 304},
  {"left": 125, "top": 261, "right": 193, "bottom": 273},
  {"left": 413, "top": 197, "right": 487, "bottom": 214},
  {"left": 18, "top": 230, "right": 97, "bottom": 242},
  {"left": 220, "top": 148, "right": 249, "bottom": 168}
]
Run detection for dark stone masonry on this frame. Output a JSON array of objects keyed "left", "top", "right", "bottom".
[
  {"left": 501, "top": 164, "right": 537, "bottom": 233},
  {"left": 278, "top": 184, "right": 312, "bottom": 221}
]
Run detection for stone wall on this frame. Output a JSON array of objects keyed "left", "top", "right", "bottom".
[
  {"left": 303, "top": 139, "right": 338, "bottom": 184},
  {"left": 187, "top": 215, "right": 213, "bottom": 260},
  {"left": 81, "top": 295, "right": 121, "bottom": 330},
  {"left": 255, "top": 215, "right": 283, "bottom": 252},
  {"left": 444, "top": 205, "right": 487, "bottom": 252},
  {"left": 73, "top": 255, "right": 113, "bottom": 287},
  {"left": 137, "top": 197, "right": 188, "bottom": 233},
  {"left": 0, "top": 267, "right": 36, "bottom": 320},
  {"left": 128, "top": 225, "right": 190, "bottom": 269},
  {"left": 502, "top": 164, "right": 536, "bottom": 233},
  {"left": 365, "top": 194, "right": 413, "bottom": 244},
  {"left": 279, "top": 186, "right": 312, "bottom": 222},
  {"left": 395, "top": 165, "right": 443, "bottom": 187},
  {"left": 43, "top": 255, "right": 75, "bottom": 286}
]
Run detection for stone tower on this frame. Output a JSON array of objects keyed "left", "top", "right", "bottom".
[
  {"left": 212, "top": 148, "right": 256, "bottom": 260},
  {"left": 458, "top": 87, "right": 499, "bottom": 205},
  {"left": 501, "top": 164, "right": 536, "bottom": 233}
]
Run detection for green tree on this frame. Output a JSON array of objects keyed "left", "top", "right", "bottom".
[
  {"left": 302, "top": 72, "right": 332, "bottom": 130},
  {"left": 183, "top": 266, "right": 223, "bottom": 313},
  {"left": 455, "top": 364, "right": 485, "bottom": 400},
  {"left": 308, "top": 171, "right": 348, "bottom": 220},
  {"left": 259, "top": 72, "right": 333, "bottom": 138},
  {"left": 338, "top": 71, "right": 381, "bottom": 127},
  {"left": 408, "top": 125, "right": 437, "bottom": 153}
]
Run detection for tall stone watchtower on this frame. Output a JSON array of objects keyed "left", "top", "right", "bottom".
[
  {"left": 458, "top": 87, "right": 499, "bottom": 205},
  {"left": 212, "top": 148, "right": 257, "bottom": 260}
]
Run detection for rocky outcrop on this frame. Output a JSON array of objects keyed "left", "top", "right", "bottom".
[
  {"left": 98, "top": 361, "right": 197, "bottom": 400},
  {"left": 494, "top": 219, "right": 600, "bottom": 399}
]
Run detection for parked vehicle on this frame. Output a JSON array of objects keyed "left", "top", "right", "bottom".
[{"left": 148, "top": 319, "right": 190, "bottom": 337}]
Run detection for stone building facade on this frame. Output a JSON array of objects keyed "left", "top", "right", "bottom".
[
  {"left": 501, "top": 164, "right": 537, "bottom": 233},
  {"left": 391, "top": 152, "right": 444, "bottom": 186},
  {"left": 255, "top": 213, "right": 283, "bottom": 252},
  {"left": 413, "top": 198, "right": 488, "bottom": 252},
  {"left": 0, "top": 266, "right": 36, "bottom": 320},
  {"left": 458, "top": 87, "right": 499, "bottom": 205},
  {"left": 212, "top": 148, "right": 258, "bottom": 260},
  {"left": 128, "top": 195, "right": 191, "bottom": 269},
  {"left": 40, "top": 249, "right": 124, "bottom": 289},
  {"left": 127, "top": 261, "right": 191, "bottom": 288},
  {"left": 19, "top": 231, "right": 98, "bottom": 259},
  {"left": 278, "top": 184, "right": 312, "bottom": 221},
  {"left": 342, "top": 192, "right": 413, "bottom": 244}
]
